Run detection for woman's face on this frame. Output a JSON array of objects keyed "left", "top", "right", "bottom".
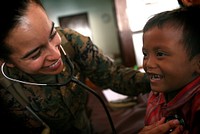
[{"left": 5, "top": 3, "right": 64, "bottom": 75}]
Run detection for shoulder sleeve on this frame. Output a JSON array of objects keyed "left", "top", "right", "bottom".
[{"left": 56, "top": 27, "right": 150, "bottom": 96}]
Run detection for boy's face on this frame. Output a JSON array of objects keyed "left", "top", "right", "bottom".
[
  {"left": 181, "top": 0, "right": 200, "bottom": 6},
  {"left": 142, "top": 26, "right": 198, "bottom": 93}
]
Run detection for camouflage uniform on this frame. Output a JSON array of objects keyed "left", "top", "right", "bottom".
[{"left": 0, "top": 27, "right": 150, "bottom": 134}]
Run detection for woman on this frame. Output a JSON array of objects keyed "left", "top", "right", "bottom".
[{"left": 0, "top": 0, "right": 183, "bottom": 133}]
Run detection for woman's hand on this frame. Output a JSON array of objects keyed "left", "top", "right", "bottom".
[{"left": 138, "top": 117, "right": 185, "bottom": 134}]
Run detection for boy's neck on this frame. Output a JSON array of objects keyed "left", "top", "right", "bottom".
[{"left": 164, "top": 89, "right": 181, "bottom": 102}]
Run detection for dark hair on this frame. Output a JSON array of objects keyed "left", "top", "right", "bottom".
[
  {"left": 143, "top": 6, "right": 200, "bottom": 60},
  {"left": 0, "top": 0, "right": 44, "bottom": 61},
  {"left": 177, "top": 0, "right": 185, "bottom": 7}
]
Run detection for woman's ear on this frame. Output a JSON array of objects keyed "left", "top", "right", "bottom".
[
  {"left": 0, "top": 59, "right": 15, "bottom": 68},
  {"left": 5, "top": 62, "right": 15, "bottom": 68},
  {"left": 0, "top": 60, "right": 3, "bottom": 66},
  {"left": 181, "top": 0, "right": 193, "bottom": 6}
]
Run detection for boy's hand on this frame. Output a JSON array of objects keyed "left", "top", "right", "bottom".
[{"left": 138, "top": 117, "right": 185, "bottom": 134}]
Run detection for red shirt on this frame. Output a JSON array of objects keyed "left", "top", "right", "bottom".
[{"left": 145, "top": 76, "right": 200, "bottom": 134}]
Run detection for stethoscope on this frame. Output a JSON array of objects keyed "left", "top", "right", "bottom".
[{"left": 1, "top": 45, "right": 117, "bottom": 134}]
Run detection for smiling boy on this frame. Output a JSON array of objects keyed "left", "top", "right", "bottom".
[{"left": 142, "top": 5, "right": 200, "bottom": 134}]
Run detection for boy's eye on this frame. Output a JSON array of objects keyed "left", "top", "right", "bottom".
[
  {"left": 156, "top": 51, "right": 165, "bottom": 57},
  {"left": 142, "top": 50, "right": 148, "bottom": 57},
  {"left": 143, "top": 52, "right": 147, "bottom": 57}
]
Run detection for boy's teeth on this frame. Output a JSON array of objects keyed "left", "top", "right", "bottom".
[{"left": 151, "top": 74, "right": 160, "bottom": 79}]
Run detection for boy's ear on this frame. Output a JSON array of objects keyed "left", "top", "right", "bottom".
[
  {"left": 195, "top": 54, "right": 200, "bottom": 74},
  {"left": 181, "top": 0, "right": 193, "bottom": 6}
]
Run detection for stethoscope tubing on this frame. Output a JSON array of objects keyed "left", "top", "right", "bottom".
[{"left": 0, "top": 45, "right": 117, "bottom": 134}]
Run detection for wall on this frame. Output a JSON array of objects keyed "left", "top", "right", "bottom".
[{"left": 41, "top": 0, "right": 120, "bottom": 60}]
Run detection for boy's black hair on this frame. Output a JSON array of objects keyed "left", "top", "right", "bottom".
[
  {"left": 177, "top": 0, "right": 185, "bottom": 7},
  {"left": 143, "top": 5, "right": 200, "bottom": 60}
]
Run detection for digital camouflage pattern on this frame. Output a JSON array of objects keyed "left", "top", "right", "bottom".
[{"left": 0, "top": 27, "right": 150, "bottom": 134}]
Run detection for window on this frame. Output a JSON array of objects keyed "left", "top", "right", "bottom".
[
  {"left": 59, "top": 12, "right": 92, "bottom": 39},
  {"left": 126, "top": 0, "right": 179, "bottom": 67}
]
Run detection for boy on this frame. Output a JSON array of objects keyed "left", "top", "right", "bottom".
[{"left": 142, "top": 5, "right": 200, "bottom": 134}]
